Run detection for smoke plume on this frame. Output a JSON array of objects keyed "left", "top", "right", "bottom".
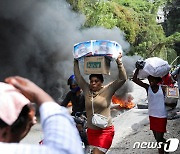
[{"left": 0, "top": 0, "right": 138, "bottom": 101}]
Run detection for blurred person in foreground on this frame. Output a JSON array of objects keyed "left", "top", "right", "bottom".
[
  {"left": 74, "top": 53, "right": 127, "bottom": 154},
  {"left": 0, "top": 82, "right": 36, "bottom": 143},
  {"left": 0, "top": 76, "right": 83, "bottom": 154},
  {"left": 133, "top": 69, "right": 167, "bottom": 154}
]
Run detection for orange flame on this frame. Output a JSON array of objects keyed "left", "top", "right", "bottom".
[{"left": 112, "top": 94, "right": 135, "bottom": 109}]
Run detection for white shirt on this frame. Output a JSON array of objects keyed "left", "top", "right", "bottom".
[
  {"left": 147, "top": 85, "right": 167, "bottom": 118},
  {"left": 0, "top": 102, "right": 83, "bottom": 154}
]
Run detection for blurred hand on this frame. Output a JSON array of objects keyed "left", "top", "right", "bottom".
[
  {"left": 116, "top": 53, "right": 122, "bottom": 60},
  {"left": 135, "top": 60, "right": 145, "bottom": 69},
  {"left": 5, "top": 76, "right": 54, "bottom": 106}
]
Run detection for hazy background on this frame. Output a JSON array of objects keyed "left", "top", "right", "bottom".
[{"left": 0, "top": 0, "right": 141, "bottom": 101}]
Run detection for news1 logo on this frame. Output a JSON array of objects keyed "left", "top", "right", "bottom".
[
  {"left": 164, "top": 138, "right": 179, "bottom": 152},
  {"left": 133, "top": 138, "right": 179, "bottom": 152}
]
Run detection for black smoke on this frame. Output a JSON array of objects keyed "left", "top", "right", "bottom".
[{"left": 0, "top": 0, "right": 134, "bottom": 101}]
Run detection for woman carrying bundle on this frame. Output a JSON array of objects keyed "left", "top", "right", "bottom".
[{"left": 74, "top": 53, "right": 127, "bottom": 154}]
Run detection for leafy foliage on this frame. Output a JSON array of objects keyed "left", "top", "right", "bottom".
[
  {"left": 163, "top": 0, "right": 180, "bottom": 64},
  {"left": 66, "top": 0, "right": 179, "bottom": 63}
]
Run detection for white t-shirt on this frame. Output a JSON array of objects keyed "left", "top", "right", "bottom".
[{"left": 147, "top": 85, "right": 167, "bottom": 118}]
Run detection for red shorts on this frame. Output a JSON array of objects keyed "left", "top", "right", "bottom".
[
  {"left": 149, "top": 116, "right": 167, "bottom": 133},
  {"left": 87, "top": 125, "right": 115, "bottom": 149}
]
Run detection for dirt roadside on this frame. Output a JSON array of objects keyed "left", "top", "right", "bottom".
[{"left": 108, "top": 117, "right": 180, "bottom": 154}]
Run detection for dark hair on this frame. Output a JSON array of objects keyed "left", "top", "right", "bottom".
[
  {"left": 0, "top": 105, "right": 30, "bottom": 132},
  {"left": 0, "top": 119, "right": 8, "bottom": 128},
  {"left": 89, "top": 74, "right": 104, "bottom": 83},
  {"left": 156, "top": 77, "right": 162, "bottom": 83},
  {"left": 148, "top": 75, "right": 162, "bottom": 83},
  {"left": 11, "top": 105, "right": 30, "bottom": 133}
]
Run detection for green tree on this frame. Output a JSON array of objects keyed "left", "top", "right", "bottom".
[
  {"left": 66, "top": 0, "right": 179, "bottom": 63},
  {"left": 163, "top": 0, "right": 180, "bottom": 64}
]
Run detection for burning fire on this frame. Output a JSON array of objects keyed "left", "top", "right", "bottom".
[
  {"left": 67, "top": 94, "right": 135, "bottom": 109},
  {"left": 112, "top": 94, "right": 135, "bottom": 109}
]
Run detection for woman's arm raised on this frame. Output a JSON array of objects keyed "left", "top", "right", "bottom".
[
  {"left": 74, "top": 59, "right": 88, "bottom": 90},
  {"left": 107, "top": 53, "right": 127, "bottom": 94}
]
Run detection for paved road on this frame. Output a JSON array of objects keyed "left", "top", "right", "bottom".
[{"left": 21, "top": 122, "right": 43, "bottom": 144}]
